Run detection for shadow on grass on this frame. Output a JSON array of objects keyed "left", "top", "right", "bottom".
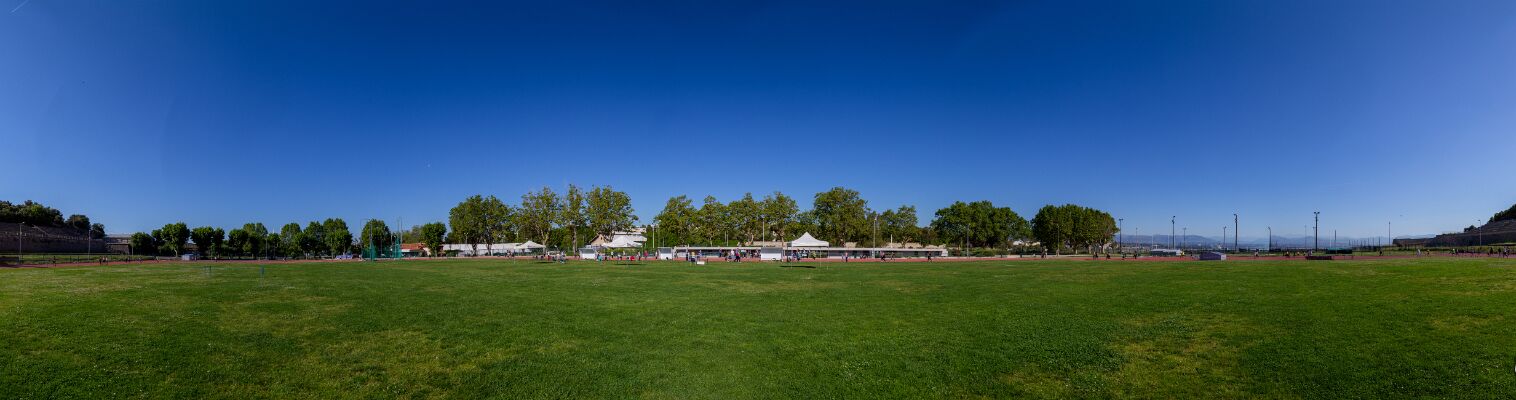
[
  {"left": 780, "top": 264, "right": 816, "bottom": 269},
  {"left": 614, "top": 263, "right": 645, "bottom": 266}
]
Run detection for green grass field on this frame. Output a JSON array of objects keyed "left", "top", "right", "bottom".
[{"left": 3, "top": 258, "right": 1515, "bottom": 398}]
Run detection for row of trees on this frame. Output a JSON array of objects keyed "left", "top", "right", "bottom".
[
  {"left": 649, "top": 188, "right": 1117, "bottom": 253},
  {"left": 1031, "top": 204, "right": 1119, "bottom": 254},
  {"left": 446, "top": 185, "right": 637, "bottom": 253},
  {"left": 1, "top": 199, "right": 105, "bottom": 238},
  {"left": 129, "top": 219, "right": 361, "bottom": 258},
  {"left": 653, "top": 188, "right": 924, "bottom": 247},
  {"left": 117, "top": 186, "right": 1122, "bottom": 257}
]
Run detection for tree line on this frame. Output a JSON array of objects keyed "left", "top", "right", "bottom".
[
  {"left": 1, "top": 200, "right": 106, "bottom": 239},
  {"left": 128, "top": 219, "right": 363, "bottom": 258},
  {"left": 118, "top": 185, "right": 1122, "bottom": 257},
  {"left": 444, "top": 185, "right": 637, "bottom": 255}
]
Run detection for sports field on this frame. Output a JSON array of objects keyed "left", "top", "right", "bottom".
[{"left": 3, "top": 258, "right": 1514, "bottom": 398}]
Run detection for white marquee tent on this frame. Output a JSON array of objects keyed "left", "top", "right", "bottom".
[{"left": 788, "top": 232, "right": 829, "bottom": 247}]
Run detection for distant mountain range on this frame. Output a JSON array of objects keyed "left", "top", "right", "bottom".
[{"left": 1116, "top": 233, "right": 1419, "bottom": 249}]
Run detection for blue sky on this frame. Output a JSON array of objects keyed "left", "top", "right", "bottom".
[{"left": 3, "top": 0, "right": 1514, "bottom": 239}]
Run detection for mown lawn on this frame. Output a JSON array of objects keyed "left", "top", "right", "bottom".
[{"left": 2, "top": 258, "right": 1514, "bottom": 398}]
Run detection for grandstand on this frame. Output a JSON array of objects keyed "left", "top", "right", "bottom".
[
  {"left": 0, "top": 222, "right": 111, "bottom": 253},
  {"left": 1424, "top": 219, "right": 1516, "bottom": 246}
]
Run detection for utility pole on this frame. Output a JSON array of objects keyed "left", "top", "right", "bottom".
[
  {"left": 1313, "top": 212, "right": 1320, "bottom": 251},
  {"left": 1233, "top": 213, "right": 1239, "bottom": 252}
]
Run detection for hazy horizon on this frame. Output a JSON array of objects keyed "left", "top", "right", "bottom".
[{"left": 4, "top": 0, "right": 1514, "bottom": 237}]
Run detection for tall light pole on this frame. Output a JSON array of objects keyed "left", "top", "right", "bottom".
[
  {"left": 1313, "top": 212, "right": 1320, "bottom": 251},
  {"left": 1232, "top": 213, "right": 1239, "bottom": 252},
  {"left": 1222, "top": 226, "right": 1227, "bottom": 250},
  {"left": 1477, "top": 219, "right": 1484, "bottom": 246},
  {"left": 1170, "top": 216, "right": 1176, "bottom": 249},
  {"left": 1182, "top": 227, "right": 1187, "bottom": 249},
  {"left": 1267, "top": 226, "right": 1272, "bottom": 252},
  {"left": 1118, "top": 218, "right": 1124, "bottom": 249}
]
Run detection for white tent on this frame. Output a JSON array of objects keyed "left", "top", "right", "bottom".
[
  {"left": 602, "top": 236, "right": 643, "bottom": 248},
  {"left": 788, "top": 232, "right": 829, "bottom": 247},
  {"left": 517, "top": 241, "right": 545, "bottom": 249}
]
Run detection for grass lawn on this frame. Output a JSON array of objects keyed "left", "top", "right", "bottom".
[{"left": 3, "top": 258, "right": 1515, "bottom": 398}]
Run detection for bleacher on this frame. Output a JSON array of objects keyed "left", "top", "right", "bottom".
[{"left": 0, "top": 222, "right": 110, "bottom": 253}]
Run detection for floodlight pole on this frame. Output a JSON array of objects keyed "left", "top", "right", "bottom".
[
  {"left": 1182, "top": 227, "right": 1187, "bottom": 249},
  {"left": 1232, "top": 213, "right": 1238, "bottom": 252},
  {"left": 1170, "top": 216, "right": 1176, "bottom": 249},
  {"left": 1313, "top": 212, "right": 1320, "bottom": 251},
  {"left": 1267, "top": 227, "right": 1272, "bottom": 252},
  {"left": 1118, "top": 218, "right": 1123, "bottom": 248},
  {"left": 1478, "top": 219, "right": 1484, "bottom": 246},
  {"left": 1222, "top": 226, "right": 1227, "bottom": 250}
]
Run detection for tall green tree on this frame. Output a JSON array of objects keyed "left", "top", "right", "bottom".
[
  {"left": 654, "top": 195, "right": 697, "bottom": 246},
  {"left": 760, "top": 192, "right": 799, "bottom": 241},
  {"left": 359, "top": 219, "right": 393, "bottom": 253},
  {"left": 697, "top": 196, "right": 729, "bottom": 245},
  {"left": 156, "top": 223, "right": 190, "bottom": 257},
  {"left": 263, "top": 232, "right": 282, "bottom": 259},
  {"left": 1031, "top": 204, "right": 1116, "bottom": 254},
  {"left": 190, "top": 226, "right": 225, "bottom": 257},
  {"left": 418, "top": 222, "right": 447, "bottom": 257},
  {"left": 728, "top": 193, "right": 760, "bottom": 243},
  {"left": 561, "top": 185, "right": 588, "bottom": 251},
  {"left": 881, "top": 205, "right": 920, "bottom": 244},
  {"left": 66, "top": 214, "right": 90, "bottom": 231},
  {"left": 302, "top": 221, "right": 327, "bottom": 256},
  {"left": 0, "top": 200, "right": 65, "bottom": 226},
  {"left": 449, "top": 195, "right": 485, "bottom": 254},
  {"left": 226, "top": 229, "right": 250, "bottom": 257},
  {"left": 587, "top": 186, "right": 636, "bottom": 237},
  {"left": 931, "top": 201, "right": 1028, "bottom": 249},
  {"left": 279, "top": 223, "right": 303, "bottom": 258},
  {"left": 242, "top": 223, "right": 269, "bottom": 256},
  {"left": 323, "top": 218, "right": 352, "bottom": 255},
  {"left": 519, "top": 187, "right": 559, "bottom": 245},
  {"left": 129, "top": 232, "right": 158, "bottom": 256},
  {"left": 449, "top": 195, "right": 512, "bottom": 254},
  {"left": 812, "top": 187, "right": 870, "bottom": 245}
]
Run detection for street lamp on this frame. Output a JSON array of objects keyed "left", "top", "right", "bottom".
[{"left": 1313, "top": 212, "right": 1320, "bottom": 251}]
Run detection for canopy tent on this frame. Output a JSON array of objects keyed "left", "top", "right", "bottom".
[
  {"left": 602, "top": 236, "right": 644, "bottom": 249},
  {"left": 517, "top": 241, "right": 545, "bottom": 249},
  {"left": 788, "top": 232, "right": 829, "bottom": 247}
]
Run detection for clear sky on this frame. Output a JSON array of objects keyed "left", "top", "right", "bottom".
[{"left": 3, "top": 0, "right": 1514, "bottom": 240}]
